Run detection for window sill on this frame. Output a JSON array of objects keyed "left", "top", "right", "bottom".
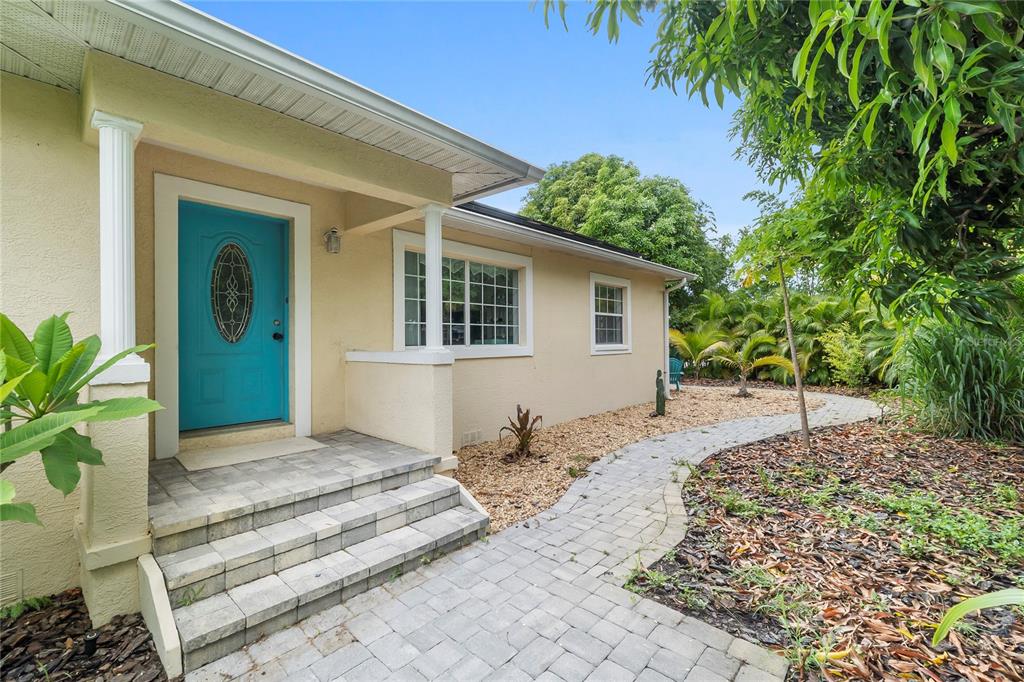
[
  {"left": 395, "top": 345, "right": 534, "bottom": 360},
  {"left": 591, "top": 345, "right": 632, "bottom": 356},
  {"left": 347, "top": 350, "right": 454, "bottom": 365}
]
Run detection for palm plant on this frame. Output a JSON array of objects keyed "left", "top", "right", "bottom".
[
  {"left": 669, "top": 322, "right": 730, "bottom": 380},
  {"left": 715, "top": 332, "right": 794, "bottom": 396}
]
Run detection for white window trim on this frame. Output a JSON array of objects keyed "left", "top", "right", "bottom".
[
  {"left": 393, "top": 229, "right": 534, "bottom": 359},
  {"left": 590, "top": 272, "right": 632, "bottom": 355}
]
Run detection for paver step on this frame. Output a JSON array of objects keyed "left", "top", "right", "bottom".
[
  {"left": 155, "top": 476, "right": 461, "bottom": 606},
  {"left": 150, "top": 454, "right": 438, "bottom": 556},
  {"left": 172, "top": 505, "right": 488, "bottom": 672}
]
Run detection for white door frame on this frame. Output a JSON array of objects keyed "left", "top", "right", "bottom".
[{"left": 154, "top": 173, "right": 312, "bottom": 459}]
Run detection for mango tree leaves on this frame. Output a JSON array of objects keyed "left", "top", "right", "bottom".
[{"left": 554, "top": 0, "right": 1024, "bottom": 324}]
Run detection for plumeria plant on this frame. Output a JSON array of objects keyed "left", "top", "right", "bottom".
[{"left": 1, "top": 313, "right": 161, "bottom": 525}]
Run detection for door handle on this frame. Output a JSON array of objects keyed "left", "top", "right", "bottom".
[{"left": 272, "top": 332, "right": 284, "bottom": 341}]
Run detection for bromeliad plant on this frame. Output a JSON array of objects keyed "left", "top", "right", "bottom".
[
  {"left": 499, "top": 404, "right": 543, "bottom": 462},
  {"left": 1, "top": 313, "right": 161, "bottom": 525},
  {"left": 715, "top": 332, "right": 794, "bottom": 397}
]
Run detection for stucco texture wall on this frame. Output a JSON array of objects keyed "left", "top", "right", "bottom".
[
  {"left": 453, "top": 253, "right": 664, "bottom": 447},
  {"left": 134, "top": 144, "right": 393, "bottom": 449},
  {"left": 345, "top": 362, "right": 453, "bottom": 457},
  {"left": 0, "top": 74, "right": 100, "bottom": 600}
]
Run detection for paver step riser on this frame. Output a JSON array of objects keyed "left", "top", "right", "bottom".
[
  {"left": 153, "top": 463, "right": 436, "bottom": 556},
  {"left": 158, "top": 478, "right": 462, "bottom": 606},
  {"left": 174, "top": 506, "right": 488, "bottom": 672}
]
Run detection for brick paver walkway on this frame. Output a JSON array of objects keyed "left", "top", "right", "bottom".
[{"left": 188, "top": 391, "right": 879, "bottom": 682}]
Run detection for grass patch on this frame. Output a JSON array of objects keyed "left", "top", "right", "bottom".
[
  {"left": 0, "top": 596, "right": 53, "bottom": 621},
  {"left": 713, "top": 488, "right": 775, "bottom": 517}
]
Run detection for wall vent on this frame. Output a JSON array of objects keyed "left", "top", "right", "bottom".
[
  {"left": 461, "top": 430, "right": 483, "bottom": 447},
  {"left": 0, "top": 570, "right": 23, "bottom": 607}
]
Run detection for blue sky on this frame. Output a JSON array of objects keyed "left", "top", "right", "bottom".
[{"left": 188, "top": 1, "right": 767, "bottom": 239}]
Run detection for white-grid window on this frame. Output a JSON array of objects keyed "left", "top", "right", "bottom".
[
  {"left": 403, "top": 253, "right": 465, "bottom": 347},
  {"left": 594, "top": 284, "right": 624, "bottom": 345},
  {"left": 394, "top": 230, "right": 533, "bottom": 359},
  {"left": 590, "top": 273, "right": 632, "bottom": 354}
]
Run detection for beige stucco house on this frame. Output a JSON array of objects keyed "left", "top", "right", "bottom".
[{"left": 1, "top": 0, "right": 692, "bottom": 673}]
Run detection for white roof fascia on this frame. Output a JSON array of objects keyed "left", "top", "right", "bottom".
[
  {"left": 444, "top": 207, "right": 696, "bottom": 281},
  {"left": 102, "top": 0, "right": 545, "bottom": 194}
]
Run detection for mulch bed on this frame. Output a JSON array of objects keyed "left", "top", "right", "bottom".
[
  {"left": 684, "top": 377, "right": 876, "bottom": 398},
  {"left": 455, "top": 386, "right": 823, "bottom": 531},
  {"left": 629, "top": 420, "right": 1024, "bottom": 681},
  {"left": 0, "top": 588, "right": 169, "bottom": 681}
]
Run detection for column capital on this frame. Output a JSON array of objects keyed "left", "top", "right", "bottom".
[
  {"left": 91, "top": 110, "right": 144, "bottom": 139},
  {"left": 421, "top": 203, "right": 448, "bottom": 219}
]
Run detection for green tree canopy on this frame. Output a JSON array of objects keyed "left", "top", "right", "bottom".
[
  {"left": 520, "top": 153, "right": 731, "bottom": 302},
  {"left": 547, "top": 0, "right": 1024, "bottom": 324}
]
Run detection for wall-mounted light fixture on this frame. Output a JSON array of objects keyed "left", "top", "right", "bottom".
[{"left": 323, "top": 227, "right": 341, "bottom": 254}]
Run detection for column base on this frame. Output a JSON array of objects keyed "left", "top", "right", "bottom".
[
  {"left": 78, "top": 547, "right": 141, "bottom": 627},
  {"left": 79, "top": 380, "right": 151, "bottom": 626}
]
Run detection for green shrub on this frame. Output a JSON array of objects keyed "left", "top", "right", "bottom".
[
  {"left": 818, "top": 322, "right": 867, "bottom": 387},
  {"left": 899, "top": 323, "right": 1024, "bottom": 443}
]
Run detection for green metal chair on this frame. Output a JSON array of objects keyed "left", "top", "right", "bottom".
[{"left": 669, "top": 357, "right": 683, "bottom": 390}]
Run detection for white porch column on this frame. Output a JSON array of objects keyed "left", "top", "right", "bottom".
[
  {"left": 78, "top": 111, "right": 152, "bottom": 628},
  {"left": 91, "top": 111, "right": 149, "bottom": 384},
  {"left": 422, "top": 203, "right": 446, "bottom": 351}
]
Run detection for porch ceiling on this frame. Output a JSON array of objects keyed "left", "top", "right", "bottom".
[{"left": 0, "top": 0, "right": 543, "bottom": 202}]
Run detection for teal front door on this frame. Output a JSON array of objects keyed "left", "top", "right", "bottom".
[{"left": 179, "top": 200, "right": 289, "bottom": 431}]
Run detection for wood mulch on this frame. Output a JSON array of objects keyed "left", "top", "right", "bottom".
[
  {"left": 630, "top": 420, "right": 1024, "bottom": 681},
  {"left": 0, "top": 588, "right": 170, "bottom": 681},
  {"left": 454, "top": 386, "right": 823, "bottom": 531}
]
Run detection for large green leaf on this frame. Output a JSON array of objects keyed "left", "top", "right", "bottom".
[
  {"left": 32, "top": 314, "right": 72, "bottom": 374},
  {"left": 48, "top": 336, "right": 101, "bottom": 402},
  {"left": 1, "top": 355, "right": 36, "bottom": 412},
  {"left": 67, "top": 343, "right": 154, "bottom": 395},
  {"left": 10, "top": 360, "right": 46, "bottom": 409},
  {"left": 932, "top": 589, "right": 1024, "bottom": 646},
  {"left": 0, "top": 502, "right": 41, "bottom": 525},
  {"left": 0, "top": 314, "right": 36, "bottom": 365},
  {"left": 0, "top": 405, "right": 101, "bottom": 463},
  {"left": 0, "top": 478, "right": 15, "bottom": 504},
  {"left": 0, "top": 366, "right": 30, "bottom": 404},
  {"left": 87, "top": 397, "right": 162, "bottom": 422},
  {"left": 40, "top": 443, "right": 81, "bottom": 496},
  {"left": 49, "top": 428, "right": 103, "bottom": 466},
  {"left": 0, "top": 479, "right": 41, "bottom": 524}
]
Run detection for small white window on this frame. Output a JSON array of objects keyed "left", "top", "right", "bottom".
[{"left": 590, "top": 273, "right": 631, "bottom": 355}]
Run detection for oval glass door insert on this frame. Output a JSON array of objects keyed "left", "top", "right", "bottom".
[{"left": 210, "top": 242, "right": 253, "bottom": 343}]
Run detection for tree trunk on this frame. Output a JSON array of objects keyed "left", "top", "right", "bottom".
[
  {"left": 737, "top": 373, "right": 749, "bottom": 397},
  {"left": 779, "top": 259, "right": 811, "bottom": 450}
]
